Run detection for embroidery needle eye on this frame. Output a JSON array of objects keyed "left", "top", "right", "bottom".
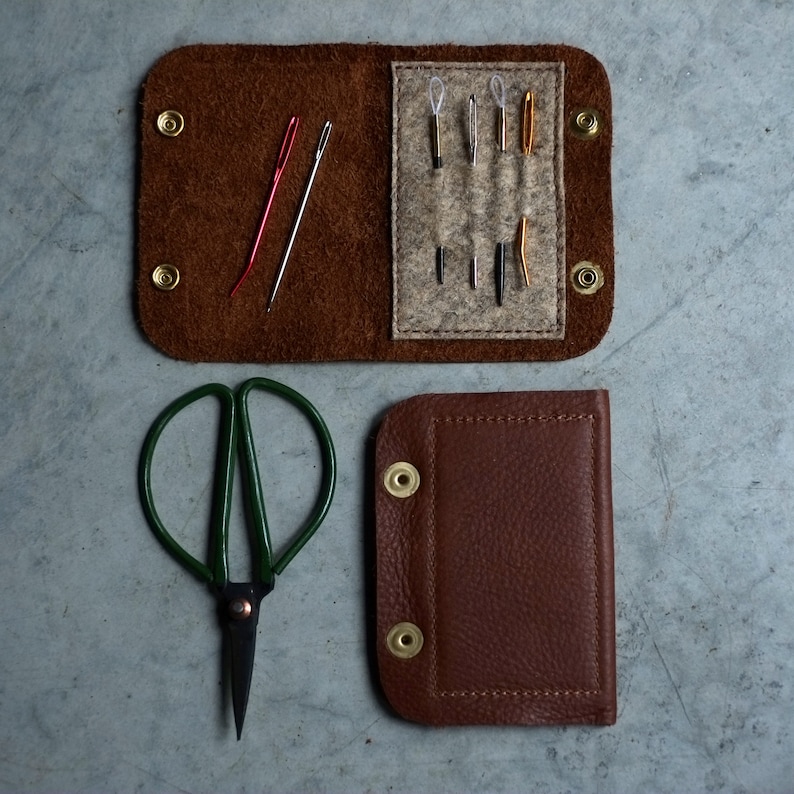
[
  {"left": 428, "top": 76, "right": 445, "bottom": 169},
  {"left": 231, "top": 115, "right": 300, "bottom": 297},
  {"left": 490, "top": 74, "right": 506, "bottom": 152},
  {"left": 266, "top": 120, "right": 332, "bottom": 313},
  {"left": 522, "top": 91, "right": 535, "bottom": 155},
  {"left": 469, "top": 94, "right": 478, "bottom": 166}
]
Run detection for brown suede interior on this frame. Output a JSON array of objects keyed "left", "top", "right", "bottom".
[{"left": 136, "top": 44, "right": 613, "bottom": 362}]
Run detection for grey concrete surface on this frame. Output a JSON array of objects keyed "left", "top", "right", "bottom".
[{"left": 1, "top": 2, "right": 792, "bottom": 792}]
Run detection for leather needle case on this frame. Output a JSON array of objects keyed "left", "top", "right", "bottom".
[
  {"left": 137, "top": 44, "right": 613, "bottom": 363},
  {"left": 374, "top": 390, "right": 616, "bottom": 726}
]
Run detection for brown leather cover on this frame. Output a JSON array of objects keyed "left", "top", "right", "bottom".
[
  {"left": 375, "top": 390, "right": 615, "bottom": 725},
  {"left": 137, "top": 43, "right": 613, "bottom": 362}
]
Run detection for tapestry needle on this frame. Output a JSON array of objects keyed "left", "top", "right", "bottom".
[
  {"left": 490, "top": 74, "right": 506, "bottom": 152},
  {"left": 469, "top": 94, "right": 478, "bottom": 166},
  {"left": 429, "top": 76, "right": 445, "bottom": 169},
  {"left": 436, "top": 246, "right": 445, "bottom": 284},
  {"left": 495, "top": 241, "right": 506, "bottom": 306},
  {"left": 518, "top": 216, "right": 530, "bottom": 286},
  {"left": 266, "top": 120, "right": 332, "bottom": 313},
  {"left": 522, "top": 91, "right": 535, "bottom": 155},
  {"left": 231, "top": 115, "right": 300, "bottom": 297}
]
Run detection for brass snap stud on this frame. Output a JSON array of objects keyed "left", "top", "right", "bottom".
[
  {"left": 156, "top": 110, "right": 185, "bottom": 137},
  {"left": 386, "top": 622, "right": 424, "bottom": 659},
  {"left": 151, "top": 264, "right": 180, "bottom": 291},
  {"left": 571, "top": 261, "right": 604, "bottom": 295},
  {"left": 569, "top": 107, "right": 604, "bottom": 140},
  {"left": 383, "top": 462, "right": 420, "bottom": 498}
]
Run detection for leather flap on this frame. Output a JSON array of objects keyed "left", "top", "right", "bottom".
[{"left": 374, "top": 390, "right": 616, "bottom": 725}]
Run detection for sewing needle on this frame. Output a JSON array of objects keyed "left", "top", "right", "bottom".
[
  {"left": 429, "top": 76, "right": 445, "bottom": 169},
  {"left": 490, "top": 74, "right": 506, "bottom": 152},
  {"left": 469, "top": 94, "right": 478, "bottom": 166},
  {"left": 522, "top": 91, "right": 535, "bottom": 155},
  {"left": 266, "top": 120, "right": 332, "bottom": 313},
  {"left": 495, "top": 241, "right": 506, "bottom": 305},
  {"left": 518, "top": 216, "right": 530, "bottom": 286},
  {"left": 231, "top": 115, "right": 300, "bottom": 297}
]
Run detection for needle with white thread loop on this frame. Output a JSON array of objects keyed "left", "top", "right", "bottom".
[
  {"left": 428, "top": 76, "right": 445, "bottom": 169},
  {"left": 490, "top": 74, "right": 507, "bottom": 152},
  {"left": 468, "top": 94, "right": 478, "bottom": 166}
]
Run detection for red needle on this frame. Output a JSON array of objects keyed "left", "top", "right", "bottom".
[{"left": 230, "top": 115, "right": 300, "bottom": 297}]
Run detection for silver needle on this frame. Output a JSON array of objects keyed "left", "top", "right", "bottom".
[
  {"left": 469, "top": 94, "right": 478, "bottom": 166},
  {"left": 266, "top": 120, "right": 332, "bottom": 313}
]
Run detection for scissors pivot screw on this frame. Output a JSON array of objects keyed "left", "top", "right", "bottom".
[
  {"left": 156, "top": 110, "right": 185, "bottom": 137},
  {"left": 228, "top": 598, "right": 253, "bottom": 621}
]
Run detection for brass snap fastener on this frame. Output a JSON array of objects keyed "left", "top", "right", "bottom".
[
  {"left": 383, "top": 462, "right": 420, "bottom": 498},
  {"left": 151, "top": 264, "right": 180, "bottom": 291},
  {"left": 571, "top": 261, "right": 604, "bottom": 295},
  {"left": 386, "top": 622, "right": 424, "bottom": 659},
  {"left": 569, "top": 108, "right": 603, "bottom": 140},
  {"left": 156, "top": 110, "right": 185, "bottom": 137}
]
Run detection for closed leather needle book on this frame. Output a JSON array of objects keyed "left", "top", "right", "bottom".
[{"left": 375, "top": 390, "right": 616, "bottom": 726}]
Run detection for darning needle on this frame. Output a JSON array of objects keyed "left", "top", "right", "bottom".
[
  {"left": 266, "top": 120, "right": 332, "bottom": 313},
  {"left": 495, "top": 241, "right": 506, "bottom": 306},
  {"left": 518, "top": 216, "right": 530, "bottom": 286},
  {"left": 469, "top": 94, "right": 478, "bottom": 166},
  {"left": 490, "top": 74, "right": 506, "bottom": 152},
  {"left": 522, "top": 91, "right": 535, "bottom": 155},
  {"left": 231, "top": 115, "right": 300, "bottom": 297},
  {"left": 429, "top": 76, "right": 445, "bottom": 169}
]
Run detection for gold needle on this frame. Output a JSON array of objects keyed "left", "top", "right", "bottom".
[
  {"left": 518, "top": 216, "right": 530, "bottom": 286},
  {"left": 522, "top": 91, "right": 535, "bottom": 155}
]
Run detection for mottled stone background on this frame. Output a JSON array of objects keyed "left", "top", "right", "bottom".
[{"left": 0, "top": 2, "right": 791, "bottom": 792}]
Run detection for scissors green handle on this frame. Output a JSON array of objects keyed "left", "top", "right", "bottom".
[
  {"left": 139, "top": 377, "right": 336, "bottom": 587},
  {"left": 138, "top": 377, "right": 336, "bottom": 738}
]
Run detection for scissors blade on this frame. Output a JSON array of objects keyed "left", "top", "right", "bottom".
[{"left": 222, "top": 582, "right": 271, "bottom": 740}]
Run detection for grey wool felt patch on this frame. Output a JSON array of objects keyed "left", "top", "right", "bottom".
[{"left": 391, "top": 61, "right": 566, "bottom": 340}]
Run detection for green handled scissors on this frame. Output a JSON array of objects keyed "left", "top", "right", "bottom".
[{"left": 138, "top": 378, "right": 336, "bottom": 739}]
